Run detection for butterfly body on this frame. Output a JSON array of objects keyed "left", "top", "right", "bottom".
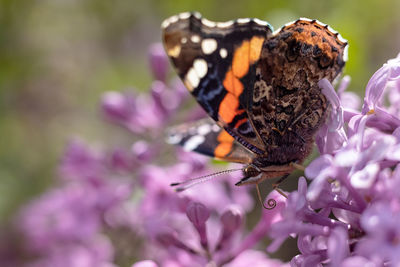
[{"left": 162, "top": 12, "right": 347, "bottom": 186}]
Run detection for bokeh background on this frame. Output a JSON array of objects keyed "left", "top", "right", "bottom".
[{"left": 1, "top": 0, "right": 400, "bottom": 227}]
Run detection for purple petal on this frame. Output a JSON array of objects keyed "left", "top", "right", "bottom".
[
  {"left": 305, "top": 155, "right": 333, "bottom": 179},
  {"left": 393, "top": 126, "right": 400, "bottom": 141},
  {"left": 363, "top": 53, "right": 400, "bottom": 113},
  {"left": 223, "top": 249, "right": 288, "bottom": 267},
  {"left": 186, "top": 202, "right": 209, "bottom": 250},
  {"left": 132, "top": 260, "right": 159, "bottom": 267},
  {"left": 341, "top": 92, "right": 361, "bottom": 111},
  {"left": 150, "top": 80, "right": 185, "bottom": 117},
  {"left": 307, "top": 169, "right": 335, "bottom": 202},
  {"left": 186, "top": 202, "right": 210, "bottom": 227},
  {"left": 343, "top": 108, "right": 361, "bottom": 123},
  {"left": 341, "top": 256, "right": 378, "bottom": 267},
  {"left": 319, "top": 78, "right": 340, "bottom": 108},
  {"left": 148, "top": 43, "right": 169, "bottom": 82},
  {"left": 220, "top": 205, "right": 243, "bottom": 233},
  {"left": 101, "top": 91, "right": 136, "bottom": 122},
  {"left": 327, "top": 227, "right": 349, "bottom": 266},
  {"left": 131, "top": 141, "right": 157, "bottom": 163},
  {"left": 334, "top": 148, "right": 360, "bottom": 167},
  {"left": 110, "top": 148, "right": 136, "bottom": 171},
  {"left": 297, "top": 177, "right": 308, "bottom": 196},
  {"left": 337, "top": 75, "right": 351, "bottom": 94}
]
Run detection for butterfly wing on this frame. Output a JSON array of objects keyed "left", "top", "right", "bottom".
[
  {"left": 162, "top": 12, "right": 273, "bottom": 155},
  {"left": 167, "top": 119, "right": 255, "bottom": 164}
]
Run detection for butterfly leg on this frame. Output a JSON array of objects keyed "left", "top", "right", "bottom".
[
  {"left": 272, "top": 174, "right": 290, "bottom": 198},
  {"left": 290, "top": 162, "right": 305, "bottom": 171}
]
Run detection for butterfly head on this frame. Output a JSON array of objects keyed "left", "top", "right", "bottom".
[{"left": 235, "top": 164, "right": 263, "bottom": 186}]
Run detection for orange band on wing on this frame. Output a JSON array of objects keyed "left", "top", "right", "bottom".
[
  {"left": 219, "top": 94, "right": 239, "bottom": 123},
  {"left": 219, "top": 37, "right": 264, "bottom": 124},
  {"left": 220, "top": 70, "right": 244, "bottom": 123},
  {"left": 232, "top": 36, "right": 264, "bottom": 78},
  {"left": 223, "top": 70, "right": 244, "bottom": 96},
  {"left": 214, "top": 130, "right": 234, "bottom": 158},
  {"left": 232, "top": 41, "right": 250, "bottom": 78},
  {"left": 249, "top": 36, "right": 264, "bottom": 63}
]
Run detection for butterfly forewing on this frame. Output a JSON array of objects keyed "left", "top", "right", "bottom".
[{"left": 162, "top": 12, "right": 273, "bottom": 155}]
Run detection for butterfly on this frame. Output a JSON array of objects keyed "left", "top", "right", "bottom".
[{"left": 161, "top": 12, "right": 347, "bottom": 207}]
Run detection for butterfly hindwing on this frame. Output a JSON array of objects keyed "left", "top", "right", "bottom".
[
  {"left": 167, "top": 119, "right": 255, "bottom": 164},
  {"left": 162, "top": 12, "right": 273, "bottom": 155}
]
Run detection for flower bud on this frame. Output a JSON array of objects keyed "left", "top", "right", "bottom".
[
  {"left": 148, "top": 43, "right": 169, "bottom": 82},
  {"left": 101, "top": 91, "right": 135, "bottom": 122},
  {"left": 220, "top": 205, "right": 243, "bottom": 233},
  {"left": 132, "top": 260, "right": 158, "bottom": 267},
  {"left": 186, "top": 202, "right": 209, "bottom": 249}
]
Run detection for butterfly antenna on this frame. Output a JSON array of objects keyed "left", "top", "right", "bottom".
[{"left": 171, "top": 168, "right": 244, "bottom": 192}]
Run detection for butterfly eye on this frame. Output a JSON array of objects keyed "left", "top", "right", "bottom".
[{"left": 243, "top": 165, "right": 261, "bottom": 178}]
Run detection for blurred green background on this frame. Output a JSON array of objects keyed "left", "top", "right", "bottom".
[{"left": 0, "top": 0, "right": 399, "bottom": 223}]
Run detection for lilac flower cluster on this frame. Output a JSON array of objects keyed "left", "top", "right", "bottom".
[
  {"left": 267, "top": 53, "right": 400, "bottom": 266},
  {"left": 16, "top": 140, "right": 133, "bottom": 267},
  {"left": 8, "top": 41, "right": 400, "bottom": 267}
]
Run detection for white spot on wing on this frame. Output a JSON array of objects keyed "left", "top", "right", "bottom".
[
  {"left": 197, "top": 124, "right": 211, "bottom": 135},
  {"left": 161, "top": 15, "right": 180, "bottom": 29},
  {"left": 338, "top": 34, "right": 348, "bottom": 43},
  {"left": 193, "top": 59, "right": 208, "bottom": 78},
  {"left": 219, "top": 48, "right": 228, "bottom": 58},
  {"left": 299, "top": 17, "right": 313, "bottom": 22},
  {"left": 253, "top": 18, "right": 269, "bottom": 26},
  {"left": 193, "top": 12, "right": 202, "bottom": 19},
  {"left": 202, "top": 18, "right": 217, "bottom": 27},
  {"left": 169, "top": 15, "right": 179, "bottom": 24},
  {"left": 237, "top": 18, "right": 251, "bottom": 24},
  {"left": 201, "top": 39, "right": 218, "bottom": 54},
  {"left": 217, "top": 20, "right": 234, "bottom": 27},
  {"left": 327, "top": 25, "right": 338, "bottom": 34},
  {"left": 191, "top": 35, "right": 200, "bottom": 43},
  {"left": 315, "top": 19, "right": 327, "bottom": 27},
  {"left": 186, "top": 68, "right": 200, "bottom": 88},
  {"left": 183, "top": 135, "right": 205, "bottom": 151},
  {"left": 181, "top": 37, "right": 187, "bottom": 44},
  {"left": 343, "top": 45, "right": 349, "bottom": 62},
  {"left": 161, "top": 19, "right": 170, "bottom": 29},
  {"left": 179, "top": 12, "right": 191, "bottom": 20}
]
